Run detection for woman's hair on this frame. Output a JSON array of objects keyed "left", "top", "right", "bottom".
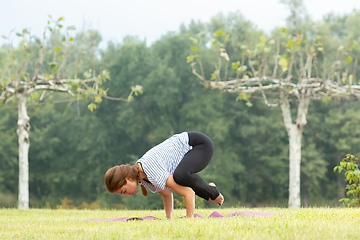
[{"left": 104, "top": 164, "right": 147, "bottom": 197}]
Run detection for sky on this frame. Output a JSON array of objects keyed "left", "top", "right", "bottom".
[{"left": 0, "top": 0, "right": 359, "bottom": 48}]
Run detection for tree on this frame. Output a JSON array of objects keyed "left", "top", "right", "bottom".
[
  {"left": 188, "top": 21, "right": 360, "bottom": 208},
  {"left": 279, "top": 0, "right": 310, "bottom": 33},
  {"left": 0, "top": 17, "right": 142, "bottom": 209}
]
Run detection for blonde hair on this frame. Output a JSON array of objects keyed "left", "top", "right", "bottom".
[{"left": 104, "top": 164, "right": 147, "bottom": 197}]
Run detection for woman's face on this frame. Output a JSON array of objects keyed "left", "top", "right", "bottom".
[{"left": 114, "top": 177, "right": 138, "bottom": 197}]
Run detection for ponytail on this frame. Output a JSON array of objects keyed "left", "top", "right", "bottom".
[{"left": 140, "top": 184, "right": 148, "bottom": 197}]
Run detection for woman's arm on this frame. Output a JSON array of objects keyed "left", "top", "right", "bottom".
[
  {"left": 158, "top": 189, "right": 173, "bottom": 219},
  {"left": 165, "top": 174, "right": 195, "bottom": 218}
]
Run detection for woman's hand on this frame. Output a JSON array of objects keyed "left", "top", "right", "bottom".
[
  {"left": 158, "top": 189, "right": 173, "bottom": 219},
  {"left": 166, "top": 174, "right": 195, "bottom": 218}
]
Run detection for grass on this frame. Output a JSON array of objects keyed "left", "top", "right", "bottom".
[{"left": 1, "top": 207, "right": 359, "bottom": 239}]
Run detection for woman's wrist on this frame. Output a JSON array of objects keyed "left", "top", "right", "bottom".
[{"left": 185, "top": 191, "right": 195, "bottom": 218}]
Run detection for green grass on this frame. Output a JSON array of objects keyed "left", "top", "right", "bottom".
[{"left": 1, "top": 207, "right": 359, "bottom": 239}]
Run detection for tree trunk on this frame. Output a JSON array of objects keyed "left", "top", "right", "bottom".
[
  {"left": 288, "top": 124, "right": 302, "bottom": 208},
  {"left": 16, "top": 91, "right": 30, "bottom": 209},
  {"left": 280, "top": 89, "right": 310, "bottom": 209}
]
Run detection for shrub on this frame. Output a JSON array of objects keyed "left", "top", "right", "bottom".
[{"left": 334, "top": 154, "right": 360, "bottom": 207}]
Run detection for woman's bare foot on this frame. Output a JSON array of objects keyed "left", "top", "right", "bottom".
[{"left": 208, "top": 182, "right": 224, "bottom": 206}]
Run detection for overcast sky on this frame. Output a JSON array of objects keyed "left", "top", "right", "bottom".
[{"left": 1, "top": 0, "right": 359, "bottom": 48}]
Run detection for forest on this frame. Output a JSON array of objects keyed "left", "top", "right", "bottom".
[{"left": 1, "top": 7, "right": 360, "bottom": 210}]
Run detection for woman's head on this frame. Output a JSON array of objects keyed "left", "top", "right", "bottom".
[{"left": 104, "top": 164, "right": 147, "bottom": 197}]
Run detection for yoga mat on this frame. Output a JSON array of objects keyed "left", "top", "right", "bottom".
[{"left": 75, "top": 211, "right": 280, "bottom": 222}]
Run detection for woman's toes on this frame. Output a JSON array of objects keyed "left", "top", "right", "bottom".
[{"left": 217, "top": 193, "right": 224, "bottom": 205}]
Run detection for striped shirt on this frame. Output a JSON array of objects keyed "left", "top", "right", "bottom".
[{"left": 136, "top": 132, "right": 192, "bottom": 193}]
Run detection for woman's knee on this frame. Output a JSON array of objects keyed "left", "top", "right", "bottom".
[{"left": 173, "top": 169, "right": 189, "bottom": 186}]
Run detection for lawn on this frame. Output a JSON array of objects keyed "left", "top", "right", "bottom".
[{"left": 1, "top": 207, "right": 359, "bottom": 239}]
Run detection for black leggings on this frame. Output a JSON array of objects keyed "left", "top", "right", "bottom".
[{"left": 173, "top": 132, "right": 220, "bottom": 201}]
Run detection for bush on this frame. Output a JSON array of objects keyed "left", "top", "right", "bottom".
[
  {"left": 334, "top": 154, "right": 360, "bottom": 207},
  {"left": 0, "top": 192, "right": 16, "bottom": 208}
]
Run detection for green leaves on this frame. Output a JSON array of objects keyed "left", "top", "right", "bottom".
[
  {"left": 87, "top": 103, "right": 97, "bottom": 112},
  {"left": 259, "top": 35, "right": 267, "bottom": 46},
  {"left": 101, "top": 69, "right": 110, "bottom": 82},
  {"left": 232, "top": 61, "right": 240, "bottom": 69},
  {"left": 127, "top": 85, "right": 143, "bottom": 102},
  {"left": 134, "top": 85, "right": 143, "bottom": 94},
  {"left": 94, "top": 95, "right": 102, "bottom": 103},
  {"left": 21, "top": 71, "right": 28, "bottom": 81},
  {"left": 211, "top": 70, "right": 218, "bottom": 80},
  {"left": 32, "top": 92, "right": 39, "bottom": 99},
  {"left": 186, "top": 54, "right": 199, "bottom": 63},
  {"left": 335, "top": 154, "right": 360, "bottom": 207},
  {"left": 186, "top": 55, "right": 194, "bottom": 63},
  {"left": 279, "top": 56, "right": 289, "bottom": 72},
  {"left": 237, "top": 92, "right": 250, "bottom": 100},
  {"left": 246, "top": 101, "right": 253, "bottom": 107},
  {"left": 213, "top": 29, "right": 224, "bottom": 37},
  {"left": 322, "top": 96, "right": 332, "bottom": 103},
  {"left": 249, "top": 60, "right": 257, "bottom": 66},
  {"left": 349, "top": 42, "right": 357, "bottom": 51},
  {"left": 71, "top": 83, "right": 78, "bottom": 92},
  {"left": 235, "top": 92, "right": 253, "bottom": 107},
  {"left": 54, "top": 46, "right": 62, "bottom": 53},
  {"left": 48, "top": 62, "right": 59, "bottom": 74},
  {"left": 236, "top": 66, "right": 247, "bottom": 74},
  {"left": 286, "top": 40, "right": 295, "bottom": 49},
  {"left": 44, "top": 74, "right": 53, "bottom": 79},
  {"left": 280, "top": 27, "right": 287, "bottom": 34},
  {"left": 345, "top": 56, "right": 353, "bottom": 63}
]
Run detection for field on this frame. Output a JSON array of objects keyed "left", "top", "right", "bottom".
[{"left": 1, "top": 207, "right": 359, "bottom": 239}]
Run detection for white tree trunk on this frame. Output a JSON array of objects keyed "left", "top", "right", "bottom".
[
  {"left": 288, "top": 124, "right": 302, "bottom": 208},
  {"left": 16, "top": 91, "right": 30, "bottom": 210},
  {"left": 280, "top": 89, "right": 310, "bottom": 209}
]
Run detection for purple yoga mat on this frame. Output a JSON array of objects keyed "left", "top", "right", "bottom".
[{"left": 75, "top": 211, "right": 280, "bottom": 222}]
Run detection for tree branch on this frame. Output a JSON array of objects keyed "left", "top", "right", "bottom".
[
  {"left": 273, "top": 33, "right": 280, "bottom": 78},
  {"left": 32, "top": 32, "right": 46, "bottom": 81},
  {"left": 0, "top": 97, "right": 82, "bottom": 111}
]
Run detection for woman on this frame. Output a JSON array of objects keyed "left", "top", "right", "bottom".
[{"left": 104, "top": 131, "right": 224, "bottom": 218}]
